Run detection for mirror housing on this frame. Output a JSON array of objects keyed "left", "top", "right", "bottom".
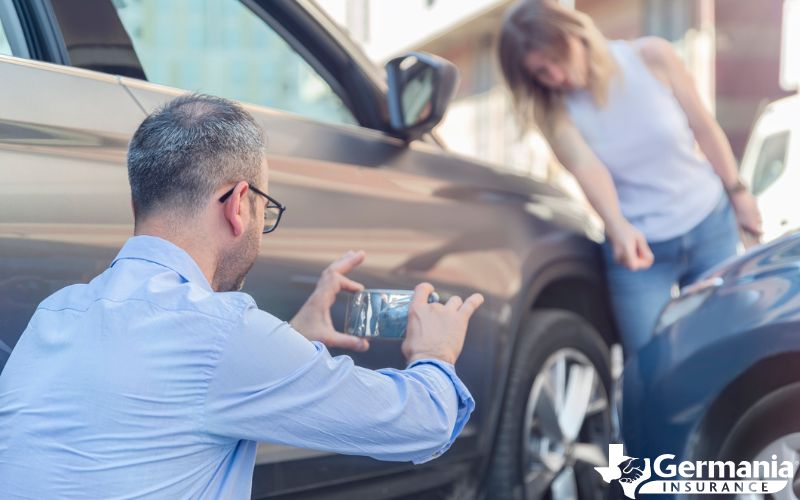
[{"left": 386, "top": 52, "right": 459, "bottom": 141}]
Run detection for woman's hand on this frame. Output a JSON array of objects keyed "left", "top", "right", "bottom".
[
  {"left": 606, "top": 219, "right": 654, "bottom": 271},
  {"left": 730, "top": 191, "right": 763, "bottom": 241}
]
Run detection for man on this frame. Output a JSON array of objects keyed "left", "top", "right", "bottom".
[{"left": 0, "top": 94, "right": 484, "bottom": 498}]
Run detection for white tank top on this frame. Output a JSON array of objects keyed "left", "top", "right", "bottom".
[{"left": 564, "top": 40, "right": 723, "bottom": 242}]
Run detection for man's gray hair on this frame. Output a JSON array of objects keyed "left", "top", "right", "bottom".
[{"left": 127, "top": 93, "right": 265, "bottom": 220}]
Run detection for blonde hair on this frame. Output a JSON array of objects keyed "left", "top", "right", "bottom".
[{"left": 497, "top": 0, "right": 618, "bottom": 137}]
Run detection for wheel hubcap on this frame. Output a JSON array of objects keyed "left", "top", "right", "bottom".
[
  {"left": 736, "top": 433, "right": 800, "bottom": 500},
  {"left": 522, "top": 348, "right": 610, "bottom": 500}
]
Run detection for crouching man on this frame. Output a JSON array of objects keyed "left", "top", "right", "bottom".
[{"left": 0, "top": 94, "right": 483, "bottom": 498}]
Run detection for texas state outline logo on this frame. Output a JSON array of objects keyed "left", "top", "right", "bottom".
[{"left": 595, "top": 444, "right": 652, "bottom": 499}]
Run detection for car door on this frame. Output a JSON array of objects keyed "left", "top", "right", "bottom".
[
  {"left": 35, "top": 0, "right": 504, "bottom": 497},
  {"left": 0, "top": 8, "right": 144, "bottom": 370}
]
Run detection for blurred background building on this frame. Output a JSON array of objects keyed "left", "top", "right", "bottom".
[{"left": 318, "top": 0, "right": 796, "bottom": 182}]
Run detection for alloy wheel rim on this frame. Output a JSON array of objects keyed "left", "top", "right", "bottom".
[
  {"left": 735, "top": 433, "right": 800, "bottom": 500},
  {"left": 521, "top": 348, "right": 610, "bottom": 500}
]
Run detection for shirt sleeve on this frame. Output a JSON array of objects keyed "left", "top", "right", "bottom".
[{"left": 203, "top": 306, "right": 475, "bottom": 464}]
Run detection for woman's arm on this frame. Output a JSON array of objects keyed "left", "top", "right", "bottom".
[
  {"left": 636, "top": 37, "right": 762, "bottom": 237},
  {"left": 548, "top": 119, "right": 654, "bottom": 270}
]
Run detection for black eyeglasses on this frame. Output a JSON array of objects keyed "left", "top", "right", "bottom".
[{"left": 218, "top": 184, "right": 286, "bottom": 234}]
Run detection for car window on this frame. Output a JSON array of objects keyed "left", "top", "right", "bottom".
[
  {"left": 0, "top": 0, "right": 22, "bottom": 58},
  {"left": 0, "top": 20, "right": 10, "bottom": 56},
  {"left": 110, "top": 0, "right": 357, "bottom": 127},
  {"left": 752, "top": 131, "right": 790, "bottom": 196}
]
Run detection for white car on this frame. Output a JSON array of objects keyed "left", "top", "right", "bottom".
[{"left": 740, "top": 93, "right": 800, "bottom": 241}]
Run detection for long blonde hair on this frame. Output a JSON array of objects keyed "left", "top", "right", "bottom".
[{"left": 497, "top": 0, "right": 618, "bottom": 137}]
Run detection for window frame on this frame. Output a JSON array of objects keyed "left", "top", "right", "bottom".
[
  {"left": 0, "top": 0, "right": 28, "bottom": 58},
  {"left": 12, "top": 0, "right": 69, "bottom": 63}
]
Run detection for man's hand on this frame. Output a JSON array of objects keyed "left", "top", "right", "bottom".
[
  {"left": 402, "top": 283, "right": 484, "bottom": 366},
  {"left": 290, "top": 250, "right": 369, "bottom": 352}
]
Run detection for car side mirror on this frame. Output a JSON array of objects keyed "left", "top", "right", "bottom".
[{"left": 386, "top": 52, "right": 459, "bottom": 141}]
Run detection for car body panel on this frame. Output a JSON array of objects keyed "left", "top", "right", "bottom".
[
  {"left": 0, "top": 53, "right": 144, "bottom": 364},
  {"left": 621, "top": 233, "right": 800, "bottom": 498}
]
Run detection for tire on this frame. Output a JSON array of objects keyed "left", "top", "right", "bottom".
[
  {"left": 717, "top": 382, "right": 800, "bottom": 500},
  {"left": 486, "top": 309, "right": 612, "bottom": 500}
]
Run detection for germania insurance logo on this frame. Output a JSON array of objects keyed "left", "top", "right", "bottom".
[{"left": 594, "top": 444, "right": 795, "bottom": 498}]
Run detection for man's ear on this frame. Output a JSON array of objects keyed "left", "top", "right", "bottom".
[{"left": 222, "top": 181, "right": 250, "bottom": 237}]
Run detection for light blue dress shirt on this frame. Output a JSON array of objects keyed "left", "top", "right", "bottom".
[{"left": 0, "top": 236, "right": 474, "bottom": 499}]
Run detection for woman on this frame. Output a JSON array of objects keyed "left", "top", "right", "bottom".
[{"left": 498, "top": 0, "right": 763, "bottom": 354}]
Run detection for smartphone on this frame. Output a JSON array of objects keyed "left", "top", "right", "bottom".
[{"left": 344, "top": 289, "right": 440, "bottom": 338}]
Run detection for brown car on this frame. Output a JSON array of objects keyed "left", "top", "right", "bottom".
[{"left": 0, "top": 1, "right": 617, "bottom": 498}]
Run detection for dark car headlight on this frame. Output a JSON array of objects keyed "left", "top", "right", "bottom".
[{"left": 655, "top": 276, "right": 724, "bottom": 333}]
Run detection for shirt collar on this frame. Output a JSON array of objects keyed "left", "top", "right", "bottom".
[{"left": 111, "top": 235, "right": 213, "bottom": 291}]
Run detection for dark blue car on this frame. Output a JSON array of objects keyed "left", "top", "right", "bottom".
[{"left": 620, "top": 231, "right": 800, "bottom": 498}]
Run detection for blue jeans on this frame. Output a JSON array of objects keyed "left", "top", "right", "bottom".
[{"left": 602, "top": 195, "right": 739, "bottom": 355}]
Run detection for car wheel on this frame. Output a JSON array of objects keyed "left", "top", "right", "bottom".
[
  {"left": 719, "top": 382, "right": 800, "bottom": 500},
  {"left": 487, "top": 309, "right": 612, "bottom": 500}
]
